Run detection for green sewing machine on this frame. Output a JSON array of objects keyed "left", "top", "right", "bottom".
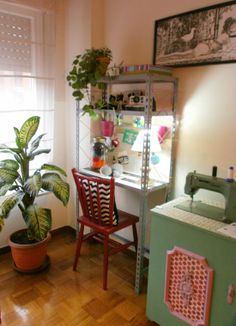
[{"left": 176, "top": 170, "right": 236, "bottom": 223}]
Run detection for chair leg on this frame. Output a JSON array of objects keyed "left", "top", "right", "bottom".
[
  {"left": 132, "top": 224, "right": 138, "bottom": 254},
  {"left": 73, "top": 223, "right": 84, "bottom": 271},
  {"left": 103, "top": 235, "right": 109, "bottom": 290}
]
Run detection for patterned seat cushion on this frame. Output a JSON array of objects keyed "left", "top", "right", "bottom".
[{"left": 81, "top": 179, "right": 119, "bottom": 226}]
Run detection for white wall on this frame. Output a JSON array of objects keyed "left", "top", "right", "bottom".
[{"left": 64, "top": 0, "right": 106, "bottom": 228}]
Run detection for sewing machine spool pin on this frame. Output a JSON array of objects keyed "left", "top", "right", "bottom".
[{"left": 212, "top": 166, "right": 217, "bottom": 177}]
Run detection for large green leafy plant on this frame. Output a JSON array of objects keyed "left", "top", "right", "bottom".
[
  {"left": 0, "top": 116, "right": 70, "bottom": 242},
  {"left": 66, "top": 47, "right": 112, "bottom": 118}
]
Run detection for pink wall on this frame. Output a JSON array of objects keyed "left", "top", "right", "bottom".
[
  {"left": 104, "top": 0, "right": 224, "bottom": 65},
  {"left": 64, "top": 0, "right": 236, "bottom": 237},
  {"left": 103, "top": 0, "right": 236, "bottom": 199}
]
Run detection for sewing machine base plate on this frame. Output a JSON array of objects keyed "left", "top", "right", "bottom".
[{"left": 175, "top": 200, "right": 227, "bottom": 223}]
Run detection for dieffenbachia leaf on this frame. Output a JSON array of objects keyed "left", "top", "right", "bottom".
[
  {"left": 29, "top": 149, "right": 51, "bottom": 160},
  {"left": 17, "top": 116, "right": 40, "bottom": 149},
  {"left": 0, "top": 217, "right": 4, "bottom": 231},
  {"left": 0, "top": 159, "right": 19, "bottom": 171},
  {"left": 23, "top": 204, "right": 51, "bottom": 241},
  {"left": 0, "top": 168, "right": 19, "bottom": 187},
  {"left": 42, "top": 173, "right": 70, "bottom": 206},
  {"left": 0, "top": 192, "right": 23, "bottom": 219},
  {"left": 41, "top": 164, "right": 67, "bottom": 176},
  {"left": 0, "top": 144, "right": 22, "bottom": 154},
  {"left": 28, "top": 133, "right": 46, "bottom": 156},
  {"left": 0, "top": 184, "right": 14, "bottom": 196},
  {"left": 24, "top": 173, "right": 42, "bottom": 197}
]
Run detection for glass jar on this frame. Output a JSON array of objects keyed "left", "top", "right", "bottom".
[{"left": 91, "top": 137, "right": 106, "bottom": 169}]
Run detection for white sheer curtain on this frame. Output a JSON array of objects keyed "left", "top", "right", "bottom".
[{"left": 0, "top": 0, "right": 55, "bottom": 168}]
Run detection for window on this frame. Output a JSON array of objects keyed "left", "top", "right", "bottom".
[{"left": 0, "top": 0, "right": 55, "bottom": 168}]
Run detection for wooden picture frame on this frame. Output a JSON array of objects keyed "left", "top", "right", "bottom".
[{"left": 153, "top": 1, "right": 236, "bottom": 67}]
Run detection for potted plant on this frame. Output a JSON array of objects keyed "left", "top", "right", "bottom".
[
  {"left": 0, "top": 116, "right": 70, "bottom": 272},
  {"left": 66, "top": 47, "right": 112, "bottom": 118}
]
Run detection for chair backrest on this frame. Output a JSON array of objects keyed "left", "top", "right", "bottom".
[{"left": 72, "top": 168, "right": 118, "bottom": 226}]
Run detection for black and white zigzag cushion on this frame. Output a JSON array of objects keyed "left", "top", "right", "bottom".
[{"left": 82, "top": 179, "right": 118, "bottom": 226}]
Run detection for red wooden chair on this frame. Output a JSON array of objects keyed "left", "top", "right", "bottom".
[{"left": 72, "top": 168, "right": 139, "bottom": 290}]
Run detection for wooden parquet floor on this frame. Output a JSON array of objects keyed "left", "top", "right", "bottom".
[{"left": 0, "top": 229, "right": 157, "bottom": 325}]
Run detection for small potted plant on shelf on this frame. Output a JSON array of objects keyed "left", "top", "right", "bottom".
[
  {"left": 66, "top": 47, "right": 113, "bottom": 118},
  {"left": 0, "top": 116, "right": 70, "bottom": 272}
]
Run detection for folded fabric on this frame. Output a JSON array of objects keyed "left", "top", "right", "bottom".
[{"left": 82, "top": 179, "right": 118, "bottom": 225}]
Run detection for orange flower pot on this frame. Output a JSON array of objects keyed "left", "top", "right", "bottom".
[{"left": 8, "top": 230, "right": 51, "bottom": 272}]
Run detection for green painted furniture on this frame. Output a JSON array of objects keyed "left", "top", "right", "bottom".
[{"left": 147, "top": 197, "right": 236, "bottom": 326}]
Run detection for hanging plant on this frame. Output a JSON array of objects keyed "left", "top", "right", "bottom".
[{"left": 67, "top": 47, "right": 113, "bottom": 118}]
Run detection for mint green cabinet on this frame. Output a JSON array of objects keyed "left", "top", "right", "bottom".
[{"left": 147, "top": 199, "right": 236, "bottom": 326}]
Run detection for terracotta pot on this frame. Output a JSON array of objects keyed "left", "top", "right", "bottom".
[
  {"left": 8, "top": 230, "right": 51, "bottom": 272},
  {"left": 101, "top": 120, "right": 114, "bottom": 137},
  {"left": 97, "top": 56, "right": 110, "bottom": 75}
]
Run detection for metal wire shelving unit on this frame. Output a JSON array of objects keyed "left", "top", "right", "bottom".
[{"left": 76, "top": 71, "right": 178, "bottom": 293}]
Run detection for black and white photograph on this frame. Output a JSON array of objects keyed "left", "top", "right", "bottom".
[{"left": 153, "top": 1, "right": 236, "bottom": 67}]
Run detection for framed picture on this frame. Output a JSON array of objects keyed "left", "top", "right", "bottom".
[{"left": 153, "top": 1, "right": 236, "bottom": 67}]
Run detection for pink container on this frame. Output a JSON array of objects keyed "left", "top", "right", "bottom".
[{"left": 101, "top": 120, "right": 114, "bottom": 137}]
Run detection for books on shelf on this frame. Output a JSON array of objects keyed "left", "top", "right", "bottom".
[{"left": 120, "top": 64, "right": 173, "bottom": 75}]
